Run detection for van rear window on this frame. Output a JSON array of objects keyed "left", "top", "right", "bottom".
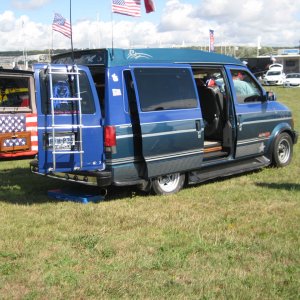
[
  {"left": 134, "top": 68, "right": 198, "bottom": 111},
  {"left": 39, "top": 70, "right": 95, "bottom": 115},
  {"left": 0, "top": 76, "right": 30, "bottom": 109}
]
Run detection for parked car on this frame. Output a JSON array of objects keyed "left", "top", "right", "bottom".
[
  {"left": 30, "top": 48, "right": 298, "bottom": 195},
  {"left": 262, "top": 63, "right": 285, "bottom": 85},
  {"left": 283, "top": 73, "right": 300, "bottom": 87}
]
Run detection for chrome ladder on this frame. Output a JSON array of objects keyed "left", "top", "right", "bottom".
[{"left": 47, "top": 64, "right": 84, "bottom": 171}]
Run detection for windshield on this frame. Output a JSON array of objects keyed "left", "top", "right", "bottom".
[
  {"left": 267, "top": 71, "right": 281, "bottom": 76},
  {"left": 286, "top": 74, "right": 300, "bottom": 79}
]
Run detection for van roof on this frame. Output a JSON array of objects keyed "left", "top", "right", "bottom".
[{"left": 51, "top": 48, "right": 243, "bottom": 67}]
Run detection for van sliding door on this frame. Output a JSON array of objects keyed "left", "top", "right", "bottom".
[{"left": 131, "top": 65, "right": 204, "bottom": 178}]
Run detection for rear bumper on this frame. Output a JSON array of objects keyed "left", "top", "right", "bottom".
[
  {"left": 0, "top": 150, "right": 37, "bottom": 158},
  {"left": 30, "top": 159, "right": 112, "bottom": 187}
]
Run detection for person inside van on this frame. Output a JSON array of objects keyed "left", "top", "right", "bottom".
[{"left": 231, "top": 70, "right": 260, "bottom": 103}]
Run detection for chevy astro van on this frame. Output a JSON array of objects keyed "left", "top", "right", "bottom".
[{"left": 30, "top": 48, "right": 298, "bottom": 195}]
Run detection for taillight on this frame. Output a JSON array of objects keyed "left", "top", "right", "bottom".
[{"left": 104, "top": 125, "right": 116, "bottom": 147}]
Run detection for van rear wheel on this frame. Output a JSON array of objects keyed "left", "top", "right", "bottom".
[
  {"left": 272, "top": 132, "right": 293, "bottom": 167},
  {"left": 152, "top": 173, "right": 185, "bottom": 195}
]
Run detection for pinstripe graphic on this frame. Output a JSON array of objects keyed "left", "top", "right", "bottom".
[
  {"left": 241, "top": 117, "right": 292, "bottom": 126},
  {"left": 107, "top": 149, "right": 204, "bottom": 165},
  {"left": 237, "top": 137, "right": 270, "bottom": 145},
  {"left": 145, "top": 149, "right": 204, "bottom": 162}
]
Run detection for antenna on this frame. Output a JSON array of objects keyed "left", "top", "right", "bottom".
[
  {"left": 110, "top": 12, "right": 114, "bottom": 60},
  {"left": 70, "top": 0, "right": 75, "bottom": 63}
]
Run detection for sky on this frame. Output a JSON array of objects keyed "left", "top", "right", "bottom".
[{"left": 0, "top": 0, "right": 300, "bottom": 51}]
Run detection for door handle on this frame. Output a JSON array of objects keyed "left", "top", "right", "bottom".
[
  {"left": 237, "top": 115, "right": 243, "bottom": 131},
  {"left": 195, "top": 120, "right": 201, "bottom": 138},
  {"left": 195, "top": 120, "right": 200, "bottom": 131}
]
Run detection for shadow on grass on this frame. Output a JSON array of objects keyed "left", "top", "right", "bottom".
[
  {"left": 256, "top": 182, "right": 300, "bottom": 192},
  {"left": 0, "top": 167, "right": 144, "bottom": 205}
]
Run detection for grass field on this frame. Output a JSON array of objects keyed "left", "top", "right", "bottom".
[{"left": 0, "top": 87, "right": 299, "bottom": 299}]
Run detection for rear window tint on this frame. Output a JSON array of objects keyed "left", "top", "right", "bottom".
[
  {"left": 134, "top": 68, "right": 198, "bottom": 112},
  {"left": 39, "top": 70, "right": 95, "bottom": 114}
]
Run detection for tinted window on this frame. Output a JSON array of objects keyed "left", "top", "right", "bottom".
[
  {"left": 0, "top": 76, "right": 30, "bottom": 108},
  {"left": 40, "top": 70, "right": 95, "bottom": 114},
  {"left": 230, "top": 70, "right": 262, "bottom": 104},
  {"left": 134, "top": 68, "right": 198, "bottom": 112}
]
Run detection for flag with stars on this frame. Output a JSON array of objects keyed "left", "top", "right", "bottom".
[
  {"left": 0, "top": 114, "right": 26, "bottom": 133},
  {"left": 112, "top": 0, "right": 141, "bottom": 17},
  {"left": 52, "top": 13, "right": 72, "bottom": 38},
  {"left": 0, "top": 113, "right": 37, "bottom": 151}
]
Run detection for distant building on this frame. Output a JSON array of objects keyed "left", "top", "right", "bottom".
[{"left": 242, "top": 49, "right": 300, "bottom": 76}]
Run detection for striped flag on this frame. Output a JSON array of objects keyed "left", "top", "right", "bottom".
[
  {"left": 0, "top": 113, "right": 37, "bottom": 153},
  {"left": 52, "top": 13, "right": 72, "bottom": 38},
  {"left": 112, "top": 0, "right": 141, "bottom": 17},
  {"left": 209, "top": 29, "right": 215, "bottom": 52},
  {"left": 26, "top": 113, "right": 38, "bottom": 152}
]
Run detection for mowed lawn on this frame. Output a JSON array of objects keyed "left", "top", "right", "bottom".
[{"left": 0, "top": 87, "right": 299, "bottom": 299}]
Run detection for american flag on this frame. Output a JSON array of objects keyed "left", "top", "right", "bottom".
[
  {"left": 112, "top": 0, "right": 141, "bottom": 17},
  {"left": 209, "top": 29, "right": 215, "bottom": 52},
  {"left": 0, "top": 113, "right": 38, "bottom": 151},
  {"left": 52, "top": 13, "right": 72, "bottom": 39}
]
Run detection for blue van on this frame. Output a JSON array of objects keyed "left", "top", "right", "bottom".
[{"left": 30, "top": 48, "right": 298, "bottom": 195}]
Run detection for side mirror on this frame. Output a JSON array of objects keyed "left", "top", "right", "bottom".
[{"left": 265, "top": 91, "right": 276, "bottom": 101}]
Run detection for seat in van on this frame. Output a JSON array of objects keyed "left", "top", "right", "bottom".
[{"left": 198, "top": 86, "right": 223, "bottom": 140}]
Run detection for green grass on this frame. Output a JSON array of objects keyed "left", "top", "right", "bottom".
[{"left": 0, "top": 87, "right": 299, "bottom": 299}]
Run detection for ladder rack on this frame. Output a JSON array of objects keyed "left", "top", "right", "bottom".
[{"left": 46, "top": 64, "right": 84, "bottom": 171}]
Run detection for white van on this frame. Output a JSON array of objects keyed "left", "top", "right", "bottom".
[{"left": 262, "top": 63, "right": 285, "bottom": 85}]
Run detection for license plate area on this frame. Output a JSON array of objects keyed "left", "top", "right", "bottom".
[{"left": 47, "top": 132, "right": 76, "bottom": 151}]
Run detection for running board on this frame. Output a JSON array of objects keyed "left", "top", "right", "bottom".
[{"left": 188, "top": 156, "right": 270, "bottom": 184}]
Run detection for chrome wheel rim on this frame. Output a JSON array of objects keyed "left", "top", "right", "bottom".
[
  {"left": 277, "top": 138, "right": 291, "bottom": 164},
  {"left": 157, "top": 173, "right": 180, "bottom": 193}
]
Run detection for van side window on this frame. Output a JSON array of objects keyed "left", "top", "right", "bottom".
[
  {"left": 124, "top": 70, "right": 138, "bottom": 114},
  {"left": 90, "top": 69, "right": 105, "bottom": 117},
  {"left": 0, "top": 76, "right": 31, "bottom": 109},
  {"left": 134, "top": 68, "right": 198, "bottom": 112},
  {"left": 230, "top": 70, "right": 262, "bottom": 104}
]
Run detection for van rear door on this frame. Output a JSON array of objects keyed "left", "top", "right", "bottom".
[
  {"left": 131, "top": 65, "right": 204, "bottom": 178},
  {"left": 34, "top": 64, "right": 104, "bottom": 173}
]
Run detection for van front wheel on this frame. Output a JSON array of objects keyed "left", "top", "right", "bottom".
[
  {"left": 272, "top": 132, "right": 293, "bottom": 167},
  {"left": 152, "top": 173, "right": 185, "bottom": 195}
]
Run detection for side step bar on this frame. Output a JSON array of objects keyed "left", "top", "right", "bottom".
[{"left": 188, "top": 156, "right": 270, "bottom": 184}]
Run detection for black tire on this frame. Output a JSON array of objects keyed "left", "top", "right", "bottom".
[
  {"left": 151, "top": 173, "right": 185, "bottom": 195},
  {"left": 272, "top": 132, "right": 293, "bottom": 167}
]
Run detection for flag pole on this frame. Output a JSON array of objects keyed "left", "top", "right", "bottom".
[
  {"left": 70, "top": 0, "right": 74, "bottom": 63},
  {"left": 51, "top": 19, "right": 54, "bottom": 55}
]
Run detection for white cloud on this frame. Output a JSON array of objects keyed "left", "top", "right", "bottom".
[
  {"left": 158, "top": 0, "right": 194, "bottom": 32},
  {"left": 12, "top": 0, "right": 51, "bottom": 10}
]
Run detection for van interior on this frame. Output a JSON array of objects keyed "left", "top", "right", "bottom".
[{"left": 192, "top": 67, "right": 232, "bottom": 161}]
